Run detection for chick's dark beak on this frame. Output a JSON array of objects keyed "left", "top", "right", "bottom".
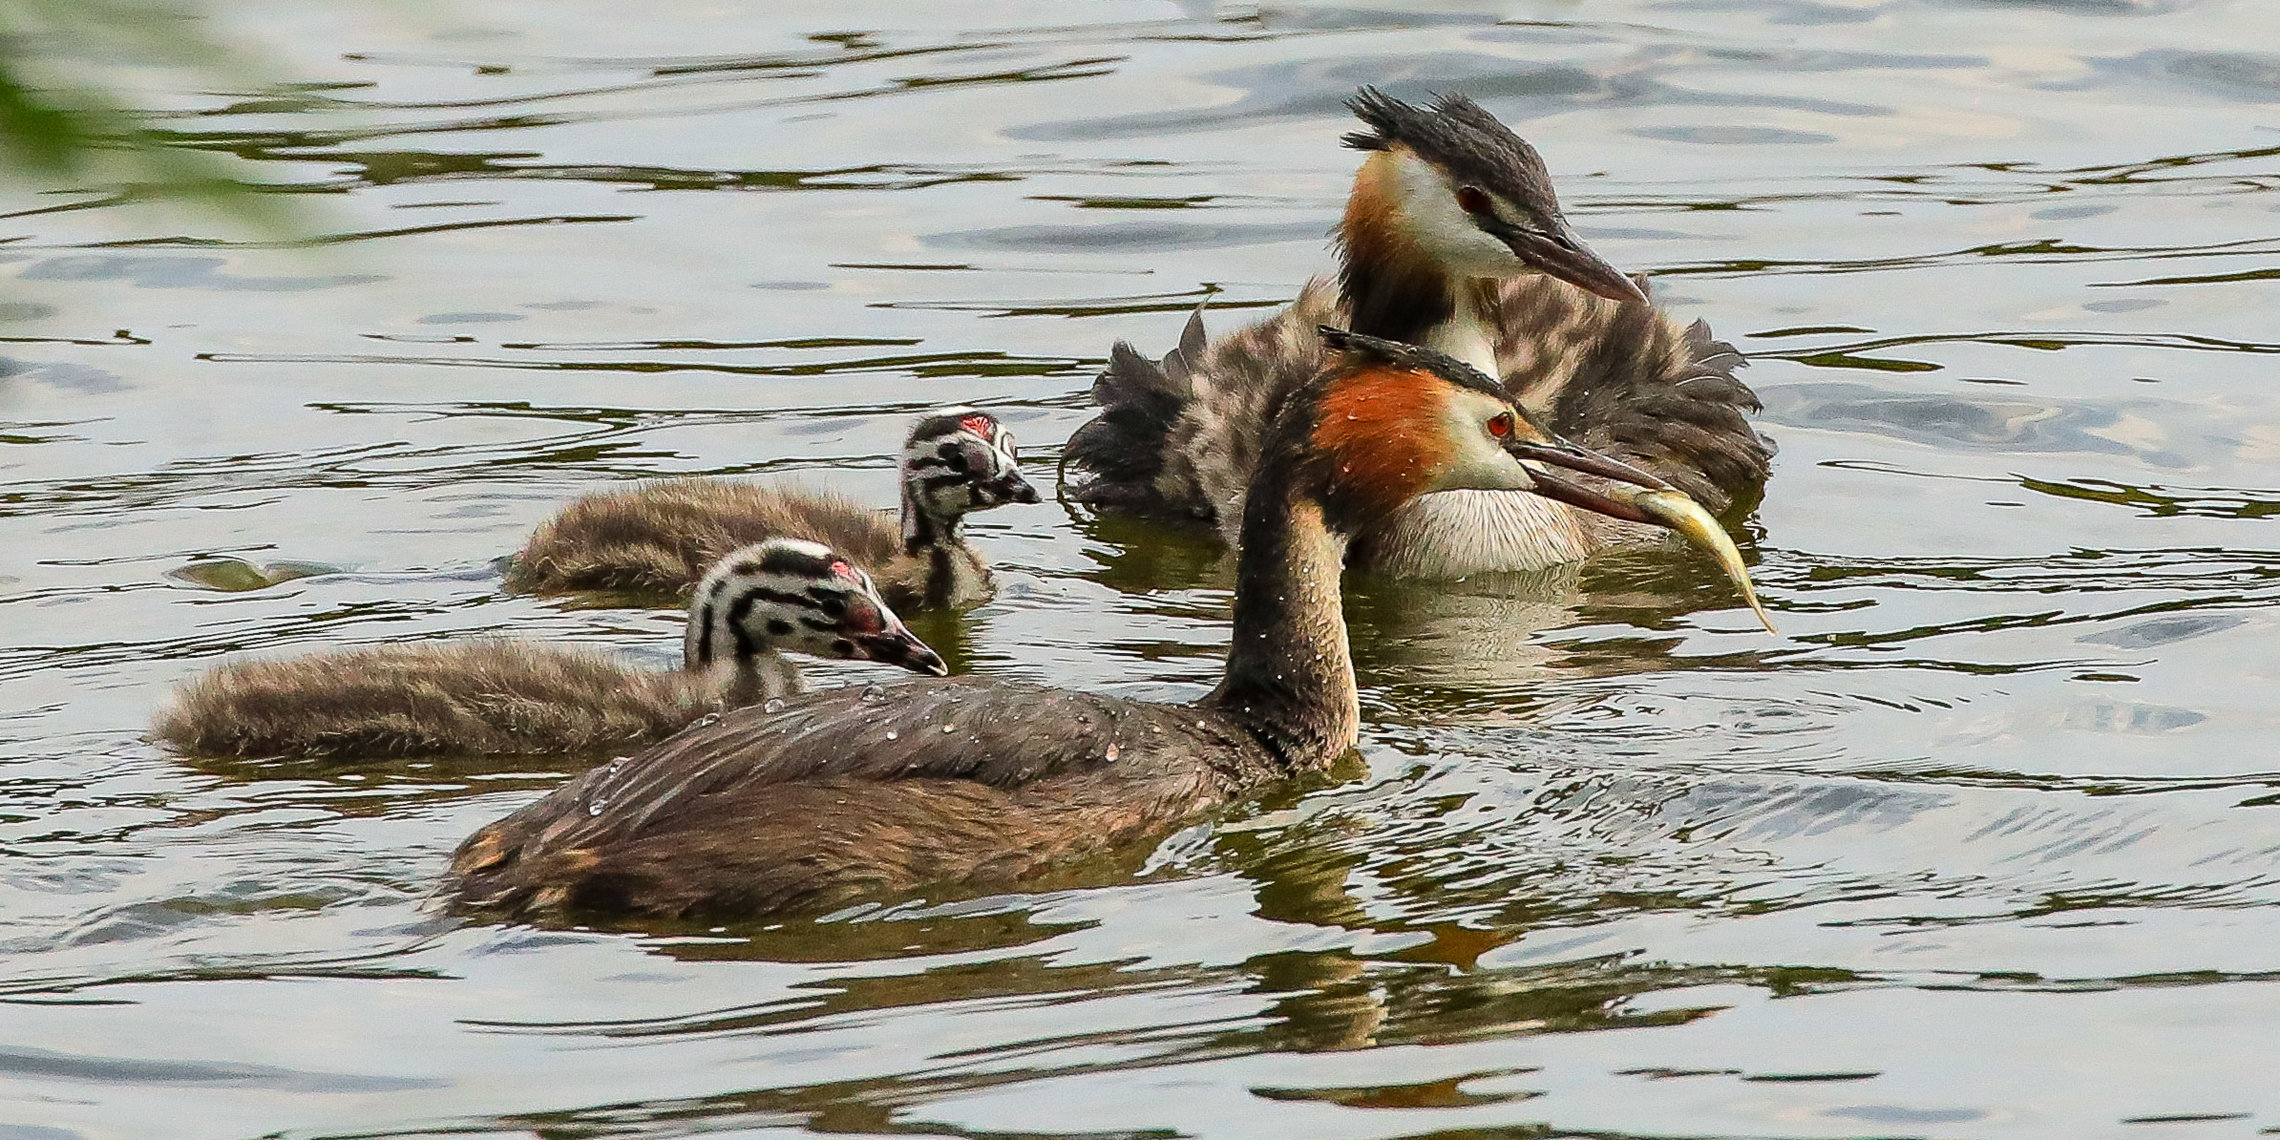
[
  {"left": 862, "top": 625, "right": 949, "bottom": 677},
  {"left": 1486, "top": 215, "right": 1648, "bottom": 306},
  {"left": 1003, "top": 472, "right": 1042, "bottom": 505}
]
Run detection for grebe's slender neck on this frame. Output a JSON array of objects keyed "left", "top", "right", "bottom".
[
  {"left": 1424, "top": 280, "right": 1500, "bottom": 378},
  {"left": 1337, "top": 151, "right": 1455, "bottom": 347},
  {"left": 1201, "top": 412, "right": 1359, "bottom": 771},
  {"left": 1335, "top": 151, "right": 1500, "bottom": 377}
]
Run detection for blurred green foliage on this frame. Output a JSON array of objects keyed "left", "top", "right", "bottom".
[{"left": 0, "top": 0, "right": 290, "bottom": 227}]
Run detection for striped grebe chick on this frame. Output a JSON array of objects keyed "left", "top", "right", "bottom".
[
  {"left": 1064, "top": 88, "right": 1772, "bottom": 577},
  {"left": 508, "top": 408, "right": 1038, "bottom": 610},
  {"left": 448, "top": 331, "right": 1768, "bottom": 920},
  {"left": 153, "top": 539, "right": 945, "bottom": 761}
]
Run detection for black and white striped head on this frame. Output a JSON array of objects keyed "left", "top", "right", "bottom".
[
  {"left": 900, "top": 408, "right": 1040, "bottom": 527},
  {"left": 683, "top": 539, "right": 947, "bottom": 676},
  {"left": 1342, "top": 87, "right": 1644, "bottom": 304}
]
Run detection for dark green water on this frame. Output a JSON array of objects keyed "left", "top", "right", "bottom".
[{"left": 3, "top": 2, "right": 2278, "bottom": 1137}]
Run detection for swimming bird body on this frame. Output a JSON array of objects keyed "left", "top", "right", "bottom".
[
  {"left": 450, "top": 331, "right": 1769, "bottom": 920},
  {"left": 509, "top": 409, "right": 1037, "bottom": 609},
  {"left": 1065, "top": 89, "right": 1771, "bottom": 575},
  {"left": 153, "top": 539, "right": 945, "bottom": 760}
]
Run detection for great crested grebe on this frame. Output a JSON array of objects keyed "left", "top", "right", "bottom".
[
  {"left": 154, "top": 539, "right": 946, "bottom": 760},
  {"left": 1064, "top": 88, "right": 1772, "bottom": 577},
  {"left": 448, "top": 330, "right": 1768, "bottom": 920},
  {"left": 509, "top": 408, "right": 1039, "bottom": 610}
]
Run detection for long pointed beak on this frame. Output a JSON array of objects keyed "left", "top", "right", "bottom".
[
  {"left": 1495, "top": 217, "right": 1649, "bottom": 306},
  {"left": 1510, "top": 440, "right": 1775, "bottom": 633},
  {"left": 1508, "top": 439, "right": 1675, "bottom": 494},
  {"left": 862, "top": 624, "right": 950, "bottom": 676}
]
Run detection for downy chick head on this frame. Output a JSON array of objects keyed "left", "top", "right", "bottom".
[
  {"left": 1341, "top": 87, "right": 1645, "bottom": 304},
  {"left": 685, "top": 539, "right": 948, "bottom": 676},
  {"left": 901, "top": 408, "right": 1040, "bottom": 525}
]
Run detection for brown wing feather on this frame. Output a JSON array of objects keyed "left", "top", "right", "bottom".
[
  {"left": 1157, "top": 279, "right": 1345, "bottom": 544},
  {"left": 1487, "top": 277, "right": 1772, "bottom": 514},
  {"left": 507, "top": 480, "right": 909, "bottom": 599},
  {"left": 450, "top": 677, "right": 1271, "bottom": 919},
  {"left": 1090, "top": 274, "right": 1770, "bottom": 543},
  {"left": 1060, "top": 309, "right": 1208, "bottom": 515},
  {"left": 463, "top": 768, "right": 1217, "bottom": 918}
]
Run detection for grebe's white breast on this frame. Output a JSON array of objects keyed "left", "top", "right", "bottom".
[{"left": 1363, "top": 489, "right": 1594, "bottom": 577}]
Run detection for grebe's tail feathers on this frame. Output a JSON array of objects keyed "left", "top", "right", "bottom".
[
  {"left": 1684, "top": 318, "right": 1748, "bottom": 378},
  {"left": 1061, "top": 308, "right": 1206, "bottom": 516},
  {"left": 1541, "top": 304, "right": 1770, "bottom": 515}
]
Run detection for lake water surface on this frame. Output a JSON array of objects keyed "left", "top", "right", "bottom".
[{"left": 3, "top": 1, "right": 2278, "bottom": 1137}]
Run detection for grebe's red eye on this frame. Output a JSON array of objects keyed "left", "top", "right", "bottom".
[
  {"left": 1454, "top": 186, "right": 1492, "bottom": 216},
  {"left": 1487, "top": 411, "right": 1515, "bottom": 438}
]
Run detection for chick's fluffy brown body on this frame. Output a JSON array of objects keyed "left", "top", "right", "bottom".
[
  {"left": 505, "top": 480, "right": 981, "bottom": 610},
  {"left": 152, "top": 640, "right": 754, "bottom": 760}
]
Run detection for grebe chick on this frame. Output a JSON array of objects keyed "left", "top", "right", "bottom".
[
  {"left": 154, "top": 539, "right": 945, "bottom": 761},
  {"left": 449, "top": 331, "right": 1769, "bottom": 920},
  {"left": 1065, "top": 88, "right": 1772, "bottom": 576},
  {"left": 508, "top": 409, "right": 1038, "bottom": 610}
]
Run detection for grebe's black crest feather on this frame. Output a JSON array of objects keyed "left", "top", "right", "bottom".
[
  {"left": 1340, "top": 87, "right": 1558, "bottom": 211},
  {"left": 1317, "top": 326, "right": 1506, "bottom": 400}
]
